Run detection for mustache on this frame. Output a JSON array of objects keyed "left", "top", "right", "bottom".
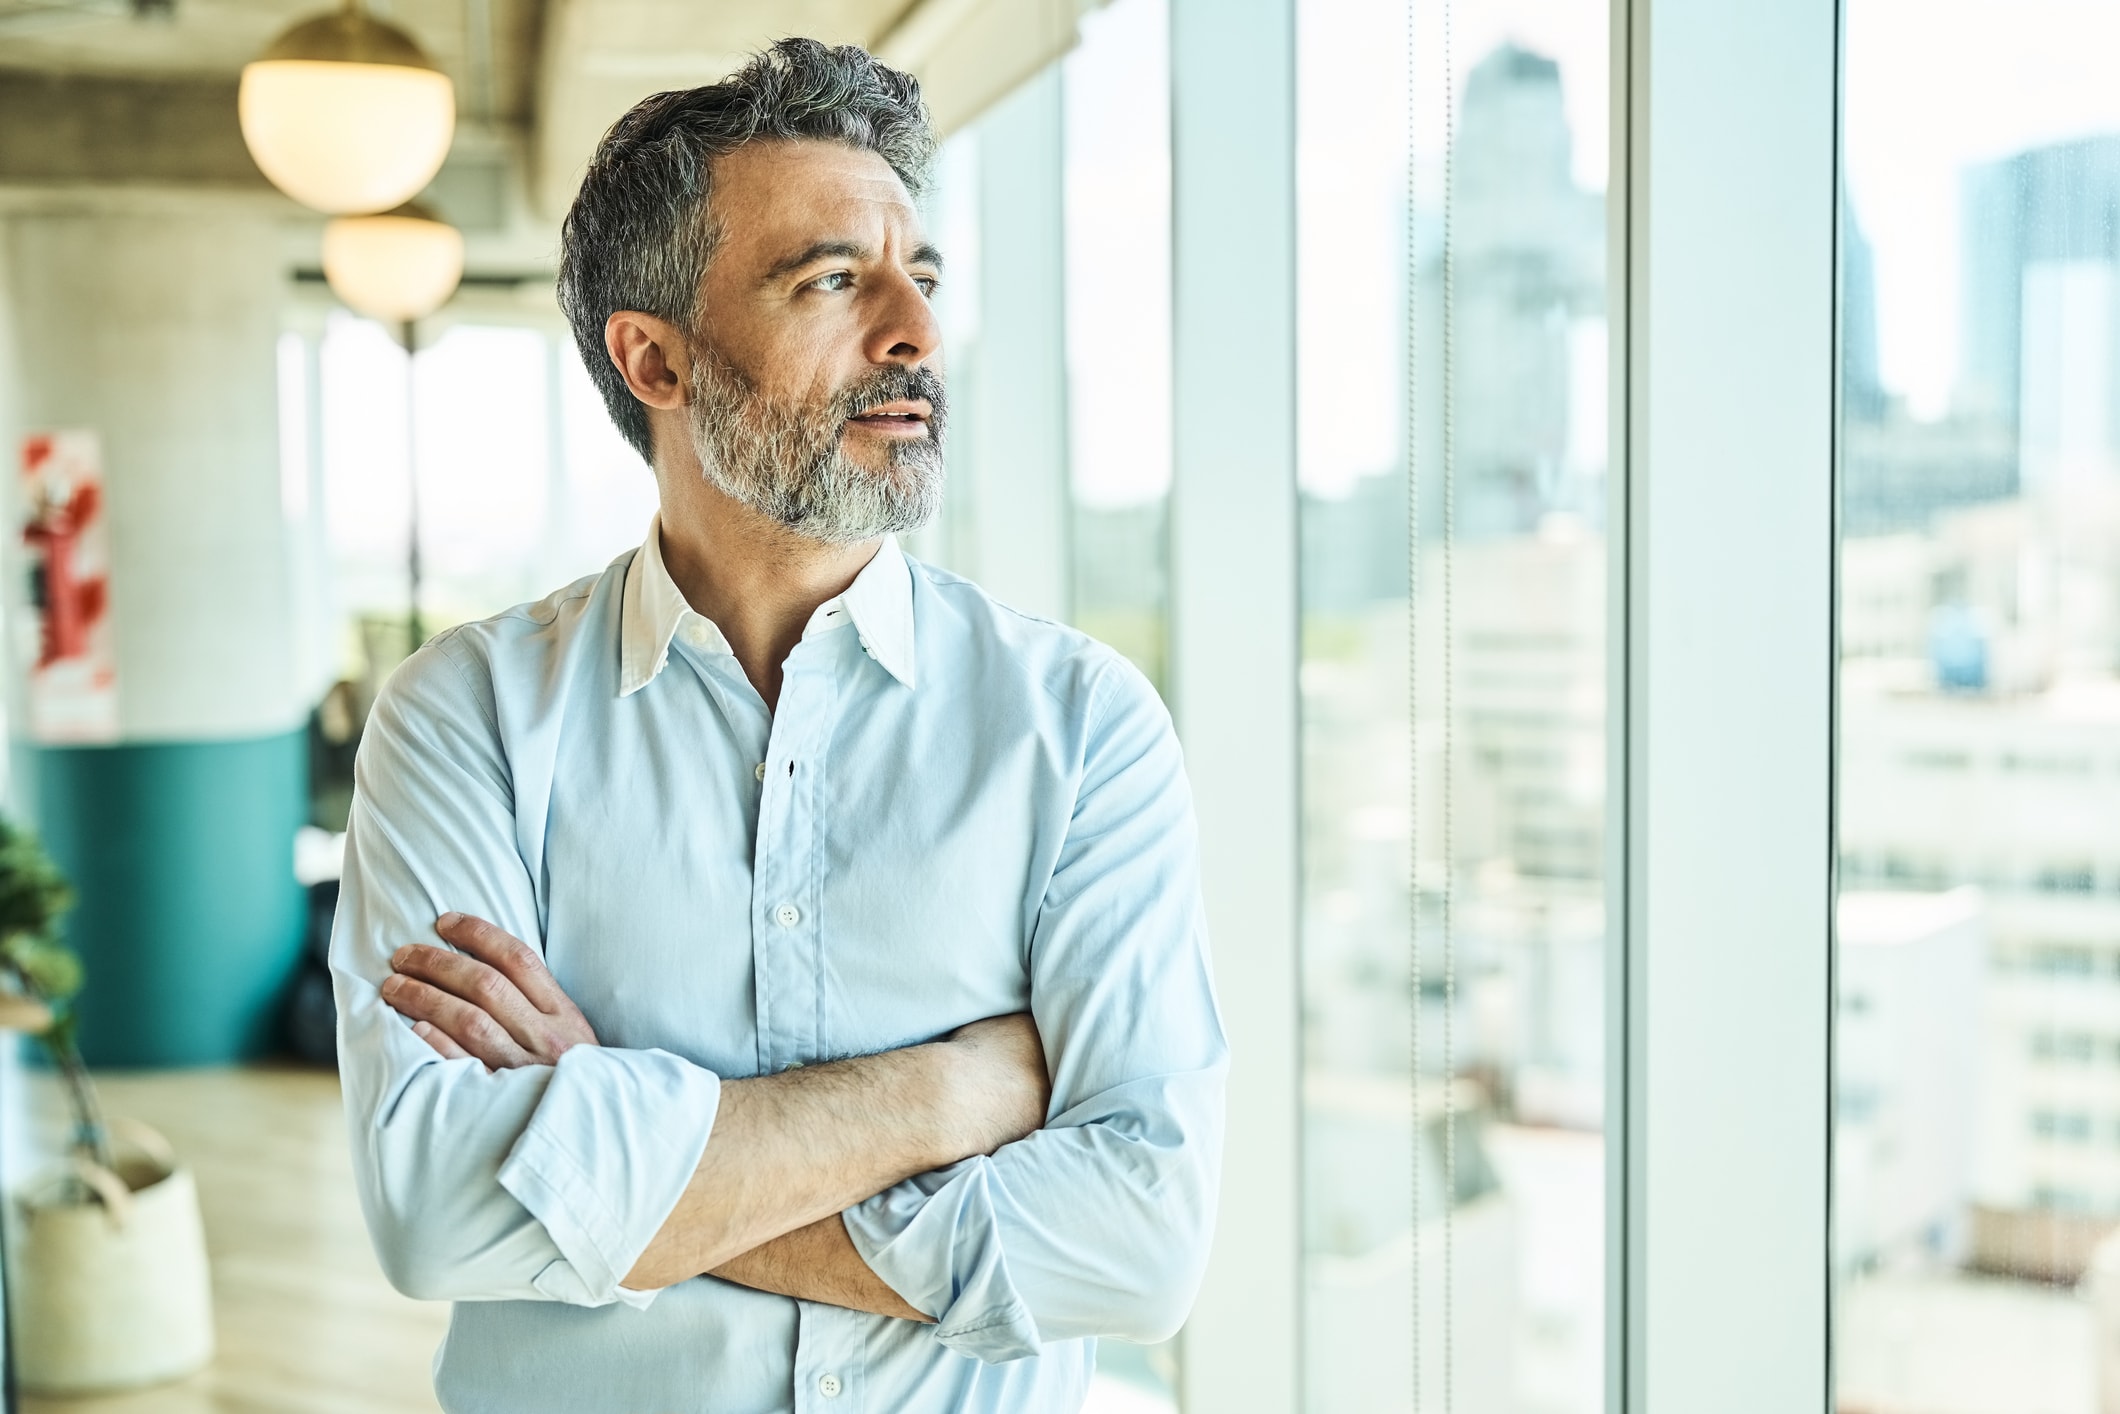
[{"left": 828, "top": 364, "right": 948, "bottom": 441}]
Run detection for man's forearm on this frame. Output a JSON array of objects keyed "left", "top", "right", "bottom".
[
  {"left": 711, "top": 1215, "right": 930, "bottom": 1321},
  {"left": 379, "top": 915, "right": 1047, "bottom": 1302},
  {"left": 621, "top": 1016, "right": 1042, "bottom": 1290}
]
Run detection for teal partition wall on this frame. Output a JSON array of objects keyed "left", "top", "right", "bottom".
[{"left": 29, "top": 731, "right": 308, "bottom": 1067}]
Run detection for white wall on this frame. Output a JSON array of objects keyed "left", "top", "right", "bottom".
[{"left": 0, "top": 195, "right": 304, "bottom": 742}]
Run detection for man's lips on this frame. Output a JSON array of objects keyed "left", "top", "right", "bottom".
[{"left": 846, "top": 399, "right": 932, "bottom": 437}]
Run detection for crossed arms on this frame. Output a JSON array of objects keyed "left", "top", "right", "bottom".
[
  {"left": 333, "top": 637, "right": 1227, "bottom": 1361},
  {"left": 379, "top": 911, "right": 1049, "bottom": 1321}
]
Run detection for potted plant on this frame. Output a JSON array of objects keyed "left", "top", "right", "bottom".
[{"left": 0, "top": 817, "right": 213, "bottom": 1394}]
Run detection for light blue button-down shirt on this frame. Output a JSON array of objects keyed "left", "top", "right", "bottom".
[{"left": 331, "top": 521, "right": 1227, "bottom": 1414}]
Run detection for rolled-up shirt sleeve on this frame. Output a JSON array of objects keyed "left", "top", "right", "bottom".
[
  {"left": 842, "top": 660, "right": 1229, "bottom": 1363},
  {"left": 332, "top": 634, "right": 720, "bottom": 1308}
]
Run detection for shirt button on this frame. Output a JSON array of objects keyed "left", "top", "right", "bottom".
[
  {"left": 775, "top": 903, "right": 801, "bottom": 928},
  {"left": 818, "top": 1373, "right": 842, "bottom": 1398},
  {"left": 681, "top": 620, "right": 713, "bottom": 649},
  {"left": 754, "top": 762, "right": 767, "bottom": 781}
]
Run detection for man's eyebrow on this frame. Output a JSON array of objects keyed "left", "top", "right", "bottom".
[
  {"left": 762, "top": 240, "right": 871, "bottom": 283},
  {"left": 761, "top": 239, "right": 946, "bottom": 284}
]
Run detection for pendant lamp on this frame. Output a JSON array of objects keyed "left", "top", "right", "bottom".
[
  {"left": 240, "top": 1, "right": 455, "bottom": 215},
  {"left": 320, "top": 204, "right": 465, "bottom": 324}
]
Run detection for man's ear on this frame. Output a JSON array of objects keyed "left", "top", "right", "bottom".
[{"left": 605, "top": 311, "right": 691, "bottom": 412}]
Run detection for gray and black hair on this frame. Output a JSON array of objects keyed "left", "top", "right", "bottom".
[{"left": 556, "top": 38, "right": 937, "bottom": 462}]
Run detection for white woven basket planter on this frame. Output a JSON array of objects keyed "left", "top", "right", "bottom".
[{"left": 11, "top": 1120, "right": 214, "bottom": 1394}]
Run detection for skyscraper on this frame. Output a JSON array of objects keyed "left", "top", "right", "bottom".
[
  {"left": 1959, "top": 135, "right": 2120, "bottom": 439},
  {"left": 1450, "top": 43, "right": 1604, "bottom": 538}
]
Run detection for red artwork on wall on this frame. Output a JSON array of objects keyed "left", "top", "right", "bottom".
[{"left": 20, "top": 432, "right": 118, "bottom": 742}]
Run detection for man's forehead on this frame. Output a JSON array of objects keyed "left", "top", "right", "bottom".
[{"left": 707, "top": 140, "right": 924, "bottom": 254}]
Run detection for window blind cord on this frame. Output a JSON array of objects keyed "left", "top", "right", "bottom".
[
  {"left": 1440, "top": 0, "right": 1459, "bottom": 1405},
  {"left": 1405, "top": 0, "right": 1424, "bottom": 1408},
  {"left": 1406, "top": 0, "right": 1459, "bottom": 1407}
]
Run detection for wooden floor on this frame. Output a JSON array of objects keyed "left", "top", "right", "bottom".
[{"left": 19, "top": 1066, "right": 448, "bottom": 1414}]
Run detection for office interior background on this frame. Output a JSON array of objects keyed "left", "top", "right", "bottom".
[{"left": 0, "top": 0, "right": 2108, "bottom": 1410}]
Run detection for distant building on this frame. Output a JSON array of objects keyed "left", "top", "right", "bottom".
[
  {"left": 1448, "top": 44, "right": 1604, "bottom": 538},
  {"left": 1841, "top": 658, "right": 2120, "bottom": 1280},
  {"left": 1843, "top": 135, "right": 2120, "bottom": 535},
  {"left": 1836, "top": 888, "right": 1985, "bottom": 1273},
  {"left": 1960, "top": 136, "right": 2120, "bottom": 434},
  {"left": 1845, "top": 198, "right": 1888, "bottom": 425},
  {"left": 1842, "top": 412, "right": 2018, "bottom": 537}
]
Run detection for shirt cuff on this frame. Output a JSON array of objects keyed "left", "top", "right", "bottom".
[
  {"left": 496, "top": 1045, "right": 719, "bottom": 1309},
  {"left": 842, "top": 1157, "right": 1043, "bottom": 1363}
]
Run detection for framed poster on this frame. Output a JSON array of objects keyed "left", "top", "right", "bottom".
[{"left": 19, "top": 432, "right": 117, "bottom": 744}]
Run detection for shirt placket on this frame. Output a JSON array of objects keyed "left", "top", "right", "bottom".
[
  {"left": 754, "top": 647, "right": 864, "bottom": 1412},
  {"left": 750, "top": 648, "right": 833, "bottom": 1076},
  {"left": 794, "top": 1298, "right": 867, "bottom": 1413}
]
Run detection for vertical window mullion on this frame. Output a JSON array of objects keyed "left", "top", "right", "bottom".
[
  {"left": 1617, "top": 2, "right": 1838, "bottom": 1410},
  {"left": 1168, "top": 0, "right": 1303, "bottom": 1407}
]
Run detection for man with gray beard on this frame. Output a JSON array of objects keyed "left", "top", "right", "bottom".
[{"left": 329, "top": 37, "right": 1227, "bottom": 1414}]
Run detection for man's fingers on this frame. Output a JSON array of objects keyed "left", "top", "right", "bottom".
[
  {"left": 391, "top": 942, "right": 547, "bottom": 1050},
  {"left": 411, "top": 1019, "right": 475, "bottom": 1063},
  {"left": 436, "top": 913, "right": 576, "bottom": 1019},
  {"left": 391, "top": 923, "right": 600, "bottom": 1062},
  {"left": 380, "top": 973, "right": 535, "bottom": 1069}
]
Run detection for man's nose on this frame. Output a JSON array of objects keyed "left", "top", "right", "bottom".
[{"left": 864, "top": 271, "right": 941, "bottom": 368}]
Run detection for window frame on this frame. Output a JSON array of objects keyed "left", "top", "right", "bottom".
[
  {"left": 1167, "top": 0, "right": 1304, "bottom": 1408},
  {"left": 1612, "top": 0, "right": 1838, "bottom": 1408}
]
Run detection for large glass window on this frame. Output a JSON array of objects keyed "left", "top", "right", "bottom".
[
  {"left": 1297, "top": 1, "right": 1609, "bottom": 1409},
  {"left": 296, "top": 310, "right": 656, "bottom": 685},
  {"left": 1064, "top": 0, "right": 1172, "bottom": 691},
  {"left": 1836, "top": 4, "right": 2120, "bottom": 1409}
]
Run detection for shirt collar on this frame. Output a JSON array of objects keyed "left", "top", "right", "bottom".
[{"left": 620, "top": 515, "right": 917, "bottom": 696}]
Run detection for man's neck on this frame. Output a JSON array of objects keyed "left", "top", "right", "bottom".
[{"left": 656, "top": 477, "right": 880, "bottom": 711}]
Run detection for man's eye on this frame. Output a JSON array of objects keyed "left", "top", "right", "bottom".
[
  {"left": 811, "top": 271, "right": 853, "bottom": 292},
  {"left": 914, "top": 277, "right": 940, "bottom": 298}
]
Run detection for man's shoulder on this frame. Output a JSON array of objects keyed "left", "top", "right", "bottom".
[
  {"left": 377, "top": 554, "right": 633, "bottom": 728},
  {"left": 910, "top": 556, "right": 1107, "bottom": 673},
  {"left": 907, "top": 556, "right": 1164, "bottom": 732}
]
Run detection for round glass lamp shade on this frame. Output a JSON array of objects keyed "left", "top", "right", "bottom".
[
  {"left": 322, "top": 210, "right": 464, "bottom": 324},
  {"left": 239, "top": 9, "right": 455, "bottom": 215}
]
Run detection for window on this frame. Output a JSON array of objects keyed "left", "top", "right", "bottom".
[
  {"left": 1297, "top": 0, "right": 1609, "bottom": 1407},
  {"left": 1835, "top": 2, "right": 2120, "bottom": 1406},
  {"left": 1063, "top": 0, "right": 1173, "bottom": 692},
  {"left": 300, "top": 310, "right": 655, "bottom": 684}
]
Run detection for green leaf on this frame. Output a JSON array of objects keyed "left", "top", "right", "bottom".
[{"left": 0, "top": 817, "right": 77, "bottom": 1004}]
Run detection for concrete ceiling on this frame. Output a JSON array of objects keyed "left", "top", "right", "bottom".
[
  {"left": 0, "top": 0, "right": 544, "bottom": 124},
  {"left": 0, "top": 0, "right": 1105, "bottom": 217}
]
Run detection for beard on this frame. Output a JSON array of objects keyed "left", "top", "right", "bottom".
[{"left": 686, "top": 342, "right": 947, "bottom": 545}]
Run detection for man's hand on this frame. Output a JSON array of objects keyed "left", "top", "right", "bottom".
[{"left": 380, "top": 912, "right": 598, "bottom": 1067}]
